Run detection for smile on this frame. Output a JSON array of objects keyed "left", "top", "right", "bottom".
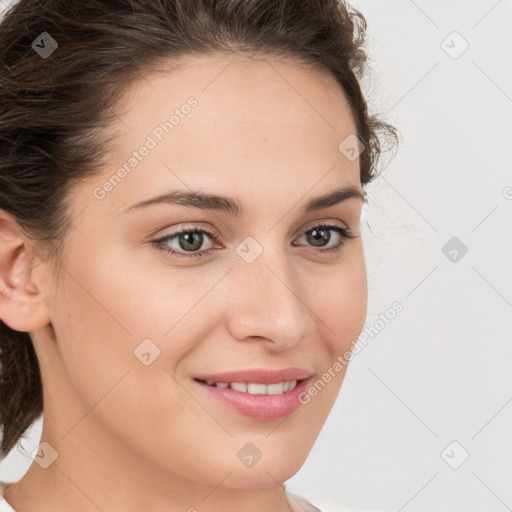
[
  {"left": 196, "top": 379, "right": 298, "bottom": 394},
  {"left": 192, "top": 376, "right": 312, "bottom": 420}
]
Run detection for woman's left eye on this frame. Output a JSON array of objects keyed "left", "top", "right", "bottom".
[
  {"left": 293, "top": 224, "right": 356, "bottom": 253},
  {"left": 153, "top": 223, "right": 356, "bottom": 259}
]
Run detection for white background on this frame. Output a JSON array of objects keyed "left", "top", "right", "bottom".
[{"left": 1, "top": 1, "right": 512, "bottom": 511}]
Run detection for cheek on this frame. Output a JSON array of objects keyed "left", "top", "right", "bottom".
[
  {"left": 48, "top": 274, "right": 134, "bottom": 399},
  {"left": 48, "top": 243, "right": 220, "bottom": 395},
  {"left": 309, "top": 250, "right": 367, "bottom": 353},
  {"left": 49, "top": 270, "right": 194, "bottom": 448}
]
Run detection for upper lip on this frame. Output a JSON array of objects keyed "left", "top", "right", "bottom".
[{"left": 193, "top": 368, "right": 313, "bottom": 384}]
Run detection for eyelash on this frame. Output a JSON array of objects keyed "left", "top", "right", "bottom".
[{"left": 153, "top": 223, "right": 356, "bottom": 259}]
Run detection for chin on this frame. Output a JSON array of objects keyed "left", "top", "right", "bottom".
[
  {"left": 221, "top": 454, "right": 307, "bottom": 489},
  {"left": 225, "top": 467, "right": 302, "bottom": 489}
]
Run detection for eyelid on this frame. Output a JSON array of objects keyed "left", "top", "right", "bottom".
[
  {"left": 154, "top": 220, "right": 350, "bottom": 244},
  {"left": 153, "top": 220, "right": 355, "bottom": 258},
  {"left": 299, "top": 218, "right": 349, "bottom": 233}
]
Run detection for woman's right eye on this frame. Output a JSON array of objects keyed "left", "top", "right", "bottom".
[{"left": 153, "top": 226, "right": 218, "bottom": 259}]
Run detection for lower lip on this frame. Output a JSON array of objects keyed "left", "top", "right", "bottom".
[{"left": 193, "top": 377, "right": 312, "bottom": 420}]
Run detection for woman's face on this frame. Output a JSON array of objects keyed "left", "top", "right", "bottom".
[{"left": 32, "top": 54, "right": 367, "bottom": 494}]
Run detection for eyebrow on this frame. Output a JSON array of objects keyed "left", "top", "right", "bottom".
[{"left": 123, "top": 185, "right": 366, "bottom": 216}]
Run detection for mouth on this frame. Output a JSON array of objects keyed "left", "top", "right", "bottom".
[
  {"left": 193, "top": 378, "right": 303, "bottom": 395},
  {"left": 192, "top": 375, "right": 313, "bottom": 420},
  {"left": 192, "top": 367, "right": 312, "bottom": 386}
]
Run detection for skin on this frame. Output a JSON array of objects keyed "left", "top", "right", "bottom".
[{"left": 0, "top": 54, "right": 367, "bottom": 512}]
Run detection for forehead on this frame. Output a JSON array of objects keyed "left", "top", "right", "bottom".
[
  {"left": 78, "top": 54, "right": 362, "bottom": 217},
  {"left": 109, "top": 53, "right": 357, "bottom": 156}
]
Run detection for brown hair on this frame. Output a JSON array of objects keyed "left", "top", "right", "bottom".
[{"left": 0, "top": 0, "right": 399, "bottom": 457}]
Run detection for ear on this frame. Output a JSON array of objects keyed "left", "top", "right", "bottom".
[{"left": 0, "top": 209, "right": 51, "bottom": 332}]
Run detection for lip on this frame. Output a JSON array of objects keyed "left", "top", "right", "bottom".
[
  {"left": 192, "top": 374, "right": 314, "bottom": 421},
  {"left": 193, "top": 367, "right": 313, "bottom": 384}
]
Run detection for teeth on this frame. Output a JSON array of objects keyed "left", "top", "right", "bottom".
[
  {"left": 265, "top": 383, "right": 283, "bottom": 394},
  {"left": 230, "top": 382, "right": 247, "bottom": 392},
  {"left": 206, "top": 380, "right": 229, "bottom": 388},
  {"left": 204, "top": 380, "right": 298, "bottom": 395}
]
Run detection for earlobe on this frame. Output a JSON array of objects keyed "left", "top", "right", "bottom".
[{"left": 0, "top": 210, "right": 51, "bottom": 333}]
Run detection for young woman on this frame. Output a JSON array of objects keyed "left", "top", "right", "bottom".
[{"left": 0, "top": 1, "right": 398, "bottom": 511}]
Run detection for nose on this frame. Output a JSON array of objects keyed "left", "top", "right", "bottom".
[{"left": 224, "top": 245, "right": 310, "bottom": 350}]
